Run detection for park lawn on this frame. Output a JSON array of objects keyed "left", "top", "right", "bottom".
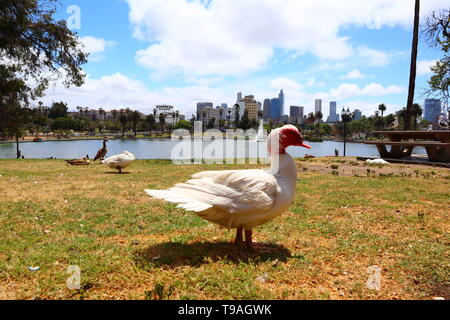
[{"left": 0, "top": 158, "right": 448, "bottom": 300}]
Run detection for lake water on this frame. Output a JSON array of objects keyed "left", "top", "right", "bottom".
[{"left": 0, "top": 138, "right": 426, "bottom": 160}]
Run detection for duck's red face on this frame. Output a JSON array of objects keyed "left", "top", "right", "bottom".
[{"left": 280, "top": 126, "right": 311, "bottom": 150}]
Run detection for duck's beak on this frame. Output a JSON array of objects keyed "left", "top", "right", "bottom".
[
  {"left": 294, "top": 140, "right": 311, "bottom": 149},
  {"left": 299, "top": 142, "right": 311, "bottom": 149}
]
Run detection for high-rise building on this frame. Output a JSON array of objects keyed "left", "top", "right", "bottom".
[
  {"left": 263, "top": 99, "right": 271, "bottom": 120},
  {"left": 353, "top": 109, "right": 362, "bottom": 121},
  {"left": 197, "top": 102, "right": 213, "bottom": 113},
  {"left": 242, "top": 95, "right": 260, "bottom": 120},
  {"left": 327, "top": 101, "right": 338, "bottom": 122},
  {"left": 279, "top": 90, "right": 285, "bottom": 117},
  {"left": 315, "top": 99, "right": 322, "bottom": 114},
  {"left": 290, "top": 106, "right": 304, "bottom": 124},
  {"left": 424, "top": 99, "right": 442, "bottom": 122},
  {"left": 290, "top": 106, "right": 301, "bottom": 118},
  {"left": 270, "top": 98, "right": 281, "bottom": 120}
]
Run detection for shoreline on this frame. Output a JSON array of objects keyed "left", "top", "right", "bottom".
[{"left": 1, "top": 135, "right": 369, "bottom": 145}]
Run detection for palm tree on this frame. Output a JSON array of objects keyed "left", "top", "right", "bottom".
[
  {"left": 131, "top": 110, "right": 141, "bottom": 136},
  {"left": 397, "top": 108, "right": 407, "bottom": 129},
  {"left": 119, "top": 109, "right": 128, "bottom": 137},
  {"left": 111, "top": 109, "right": 118, "bottom": 132},
  {"left": 159, "top": 113, "right": 166, "bottom": 134},
  {"left": 147, "top": 114, "right": 156, "bottom": 136},
  {"left": 234, "top": 104, "right": 240, "bottom": 128},
  {"left": 378, "top": 103, "right": 387, "bottom": 116},
  {"left": 405, "top": 0, "right": 420, "bottom": 130},
  {"left": 412, "top": 103, "right": 423, "bottom": 130}
]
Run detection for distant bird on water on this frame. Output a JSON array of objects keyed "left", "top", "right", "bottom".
[
  {"left": 387, "top": 116, "right": 398, "bottom": 130},
  {"left": 66, "top": 155, "right": 90, "bottom": 166},
  {"left": 102, "top": 151, "right": 136, "bottom": 174},
  {"left": 93, "top": 137, "right": 109, "bottom": 161},
  {"left": 438, "top": 116, "right": 449, "bottom": 130}
]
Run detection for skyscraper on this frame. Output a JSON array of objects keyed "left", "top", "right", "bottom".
[
  {"left": 290, "top": 106, "right": 301, "bottom": 118},
  {"left": 279, "top": 89, "right": 285, "bottom": 118},
  {"left": 263, "top": 99, "right": 271, "bottom": 120},
  {"left": 315, "top": 99, "right": 322, "bottom": 114},
  {"left": 424, "top": 99, "right": 442, "bottom": 122},
  {"left": 270, "top": 98, "right": 281, "bottom": 120},
  {"left": 197, "top": 102, "right": 213, "bottom": 113},
  {"left": 353, "top": 109, "right": 362, "bottom": 120},
  {"left": 327, "top": 101, "right": 338, "bottom": 122}
]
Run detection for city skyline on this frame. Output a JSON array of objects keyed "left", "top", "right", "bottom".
[{"left": 38, "top": 0, "right": 448, "bottom": 118}]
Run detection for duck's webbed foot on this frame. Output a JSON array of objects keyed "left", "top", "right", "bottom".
[{"left": 245, "top": 229, "right": 277, "bottom": 253}]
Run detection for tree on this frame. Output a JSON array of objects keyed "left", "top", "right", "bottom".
[
  {"left": 131, "top": 110, "right": 141, "bottom": 136},
  {"left": 405, "top": 0, "right": 420, "bottom": 130},
  {"left": 378, "top": 103, "right": 387, "bottom": 116},
  {"left": 0, "top": 0, "right": 87, "bottom": 156},
  {"left": 119, "top": 110, "right": 128, "bottom": 137},
  {"left": 111, "top": 109, "right": 118, "bottom": 132},
  {"left": 422, "top": 9, "right": 450, "bottom": 101},
  {"left": 207, "top": 117, "right": 216, "bottom": 129},
  {"left": 175, "top": 120, "right": 192, "bottom": 131},
  {"left": 0, "top": 0, "right": 87, "bottom": 102},
  {"left": 412, "top": 103, "right": 423, "bottom": 130},
  {"left": 0, "top": 65, "right": 32, "bottom": 158},
  {"left": 50, "top": 117, "right": 80, "bottom": 131},
  {"left": 315, "top": 111, "right": 323, "bottom": 135},
  {"left": 146, "top": 114, "right": 156, "bottom": 136},
  {"left": 48, "top": 101, "right": 68, "bottom": 119},
  {"left": 234, "top": 104, "right": 240, "bottom": 128},
  {"left": 159, "top": 113, "right": 166, "bottom": 134},
  {"left": 238, "top": 110, "right": 251, "bottom": 130}
]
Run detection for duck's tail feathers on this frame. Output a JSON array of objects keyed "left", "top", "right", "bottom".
[{"left": 144, "top": 189, "right": 212, "bottom": 212}]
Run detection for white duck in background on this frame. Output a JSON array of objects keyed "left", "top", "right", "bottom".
[
  {"left": 438, "top": 115, "right": 449, "bottom": 129},
  {"left": 102, "top": 151, "right": 136, "bottom": 173},
  {"left": 145, "top": 125, "right": 311, "bottom": 249},
  {"left": 387, "top": 116, "right": 398, "bottom": 130}
]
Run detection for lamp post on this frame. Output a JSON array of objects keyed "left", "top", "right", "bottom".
[{"left": 341, "top": 108, "right": 352, "bottom": 157}]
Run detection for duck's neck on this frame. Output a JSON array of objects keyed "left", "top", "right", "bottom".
[
  {"left": 103, "top": 140, "right": 107, "bottom": 148},
  {"left": 269, "top": 152, "right": 297, "bottom": 179}
]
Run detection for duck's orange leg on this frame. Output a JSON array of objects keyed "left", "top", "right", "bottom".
[
  {"left": 234, "top": 227, "right": 243, "bottom": 244},
  {"left": 245, "top": 229, "right": 253, "bottom": 247}
]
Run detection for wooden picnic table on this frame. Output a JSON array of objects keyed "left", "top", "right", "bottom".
[{"left": 364, "top": 131, "right": 450, "bottom": 162}]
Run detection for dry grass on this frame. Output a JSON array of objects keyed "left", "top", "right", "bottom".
[{"left": 0, "top": 158, "right": 448, "bottom": 300}]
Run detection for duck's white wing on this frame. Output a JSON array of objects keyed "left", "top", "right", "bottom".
[
  {"left": 145, "top": 169, "right": 279, "bottom": 214},
  {"left": 104, "top": 154, "right": 133, "bottom": 167}
]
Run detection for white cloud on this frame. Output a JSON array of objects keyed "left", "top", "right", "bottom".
[
  {"left": 342, "top": 69, "right": 367, "bottom": 79},
  {"left": 80, "top": 36, "right": 116, "bottom": 62},
  {"left": 329, "top": 82, "right": 405, "bottom": 100},
  {"left": 417, "top": 59, "right": 437, "bottom": 75},
  {"left": 41, "top": 73, "right": 228, "bottom": 115},
  {"left": 126, "top": 0, "right": 448, "bottom": 77},
  {"left": 356, "top": 46, "right": 389, "bottom": 66}
]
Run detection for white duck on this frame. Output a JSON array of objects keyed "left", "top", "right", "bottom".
[
  {"left": 102, "top": 151, "right": 136, "bottom": 173},
  {"left": 387, "top": 116, "right": 398, "bottom": 130},
  {"left": 144, "top": 125, "right": 311, "bottom": 249},
  {"left": 438, "top": 115, "right": 449, "bottom": 129}
]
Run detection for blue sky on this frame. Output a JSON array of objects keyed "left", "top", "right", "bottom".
[{"left": 45, "top": 0, "right": 448, "bottom": 118}]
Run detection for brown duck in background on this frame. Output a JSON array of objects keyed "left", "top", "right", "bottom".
[
  {"left": 93, "top": 137, "right": 109, "bottom": 161},
  {"left": 66, "top": 155, "right": 90, "bottom": 166}
]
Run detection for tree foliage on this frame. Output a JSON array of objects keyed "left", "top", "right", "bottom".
[
  {"left": 0, "top": 0, "right": 88, "bottom": 103},
  {"left": 422, "top": 9, "right": 450, "bottom": 100}
]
